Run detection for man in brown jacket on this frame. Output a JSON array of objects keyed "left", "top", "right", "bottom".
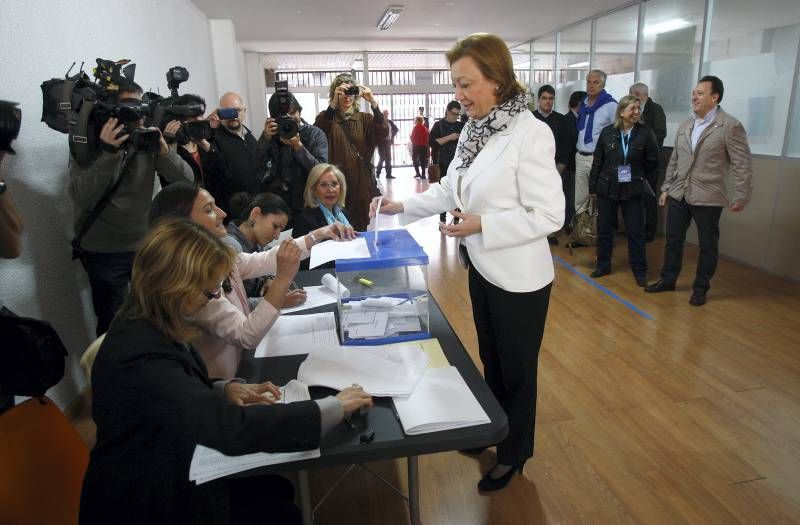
[{"left": 645, "top": 76, "right": 753, "bottom": 306}]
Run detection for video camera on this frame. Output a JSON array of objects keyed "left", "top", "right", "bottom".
[
  {"left": 0, "top": 100, "right": 22, "bottom": 155},
  {"left": 269, "top": 80, "right": 299, "bottom": 140},
  {"left": 149, "top": 68, "right": 214, "bottom": 146}
]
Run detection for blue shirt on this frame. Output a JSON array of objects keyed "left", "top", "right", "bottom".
[
  {"left": 691, "top": 106, "right": 718, "bottom": 151},
  {"left": 576, "top": 99, "right": 618, "bottom": 153}
]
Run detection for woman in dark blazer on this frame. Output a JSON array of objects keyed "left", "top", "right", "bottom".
[
  {"left": 293, "top": 163, "right": 351, "bottom": 270},
  {"left": 589, "top": 95, "right": 659, "bottom": 287},
  {"left": 79, "top": 218, "right": 372, "bottom": 525}
]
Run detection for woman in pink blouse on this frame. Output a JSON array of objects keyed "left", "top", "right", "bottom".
[{"left": 150, "top": 182, "right": 354, "bottom": 378}]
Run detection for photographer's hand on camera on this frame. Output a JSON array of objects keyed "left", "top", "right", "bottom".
[
  {"left": 280, "top": 134, "right": 303, "bottom": 151},
  {"left": 359, "top": 86, "right": 378, "bottom": 109},
  {"left": 99, "top": 118, "right": 130, "bottom": 151},
  {"left": 162, "top": 120, "right": 182, "bottom": 144},
  {"left": 263, "top": 118, "right": 278, "bottom": 140}
]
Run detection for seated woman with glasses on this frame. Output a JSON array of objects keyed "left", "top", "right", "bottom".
[
  {"left": 80, "top": 218, "right": 372, "bottom": 525},
  {"left": 149, "top": 182, "right": 355, "bottom": 379},
  {"left": 292, "top": 163, "right": 352, "bottom": 271}
]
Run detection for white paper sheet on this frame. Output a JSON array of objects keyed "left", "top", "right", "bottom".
[
  {"left": 393, "top": 366, "right": 490, "bottom": 435},
  {"left": 280, "top": 286, "right": 338, "bottom": 314},
  {"left": 308, "top": 237, "right": 371, "bottom": 269},
  {"left": 297, "top": 343, "right": 429, "bottom": 396},
  {"left": 189, "top": 380, "right": 320, "bottom": 484},
  {"left": 254, "top": 312, "right": 339, "bottom": 357}
]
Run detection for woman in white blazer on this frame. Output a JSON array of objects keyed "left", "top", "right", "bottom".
[{"left": 372, "top": 33, "right": 564, "bottom": 492}]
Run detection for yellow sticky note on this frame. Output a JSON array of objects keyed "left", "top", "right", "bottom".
[{"left": 418, "top": 338, "right": 449, "bottom": 369}]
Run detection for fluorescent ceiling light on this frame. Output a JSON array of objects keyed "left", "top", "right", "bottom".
[
  {"left": 377, "top": 5, "right": 404, "bottom": 31},
  {"left": 569, "top": 61, "right": 589, "bottom": 68},
  {"left": 644, "top": 18, "right": 693, "bottom": 36}
]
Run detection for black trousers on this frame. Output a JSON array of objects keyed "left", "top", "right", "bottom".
[
  {"left": 228, "top": 475, "right": 301, "bottom": 525},
  {"left": 80, "top": 251, "right": 135, "bottom": 336},
  {"left": 376, "top": 142, "right": 392, "bottom": 177},
  {"left": 660, "top": 197, "right": 723, "bottom": 292},
  {"left": 468, "top": 262, "right": 552, "bottom": 466},
  {"left": 644, "top": 151, "right": 667, "bottom": 239},
  {"left": 596, "top": 195, "right": 647, "bottom": 277},
  {"left": 562, "top": 169, "right": 576, "bottom": 230},
  {"left": 412, "top": 146, "right": 429, "bottom": 176}
]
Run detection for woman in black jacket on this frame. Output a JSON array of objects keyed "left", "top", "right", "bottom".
[
  {"left": 79, "top": 218, "right": 372, "bottom": 525},
  {"left": 589, "top": 95, "right": 659, "bottom": 287}
]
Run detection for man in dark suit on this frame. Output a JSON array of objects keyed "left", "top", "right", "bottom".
[
  {"left": 630, "top": 82, "right": 667, "bottom": 241},
  {"left": 533, "top": 85, "right": 574, "bottom": 244}
]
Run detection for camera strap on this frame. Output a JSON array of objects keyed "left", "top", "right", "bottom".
[
  {"left": 337, "top": 120, "right": 375, "bottom": 175},
  {"left": 71, "top": 148, "right": 132, "bottom": 260},
  {"left": 70, "top": 99, "right": 96, "bottom": 167}
]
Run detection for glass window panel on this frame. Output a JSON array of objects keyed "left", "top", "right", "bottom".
[
  {"left": 705, "top": 0, "right": 800, "bottom": 155},
  {"left": 429, "top": 93, "right": 456, "bottom": 122},
  {"left": 595, "top": 5, "right": 639, "bottom": 98},
  {"left": 556, "top": 21, "right": 591, "bottom": 114},
  {"left": 533, "top": 34, "right": 556, "bottom": 97},
  {"left": 789, "top": 78, "right": 800, "bottom": 157},
  {"left": 639, "top": 0, "right": 704, "bottom": 146}
]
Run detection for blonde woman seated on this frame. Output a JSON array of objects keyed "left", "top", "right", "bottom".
[
  {"left": 80, "top": 218, "right": 372, "bottom": 524},
  {"left": 292, "top": 163, "right": 352, "bottom": 270},
  {"left": 149, "top": 182, "right": 354, "bottom": 378}
]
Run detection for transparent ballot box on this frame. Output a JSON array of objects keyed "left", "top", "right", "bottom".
[{"left": 335, "top": 229, "right": 430, "bottom": 345}]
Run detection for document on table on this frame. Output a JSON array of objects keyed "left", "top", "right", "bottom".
[
  {"left": 297, "top": 343, "right": 429, "bottom": 396},
  {"left": 280, "top": 285, "right": 338, "bottom": 314},
  {"left": 189, "top": 380, "right": 320, "bottom": 484},
  {"left": 309, "top": 237, "right": 371, "bottom": 269},
  {"left": 254, "top": 312, "right": 339, "bottom": 357},
  {"left": 393, "top": 366, "right": 490, "bottom": 435}
]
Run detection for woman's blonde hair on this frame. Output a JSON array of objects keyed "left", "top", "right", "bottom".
[
  {"left": 615, "top": 95, "right": 640, "bottom": 129},
  {"left": 304, "top": 163, "right": 347, "bottom": 208},
  {"left": 446, "top": 33, "right": 526, "bottom": 103},
  {"left": 328, "top": 73, "right": 360, "bottom": 114},
  {"left": 129, "top": 218, "right": 234, "bottom": 342}
]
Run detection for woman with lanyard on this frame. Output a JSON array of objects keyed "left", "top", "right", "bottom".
[
  {"left": 371, "top": 33, "right": 564, "bottom": 492},
  {"left": 588, "top": 94, "right": 660, "bottom": 287},
  {"left": 292, "top": 163, "right": 352, "bottom": 271}
]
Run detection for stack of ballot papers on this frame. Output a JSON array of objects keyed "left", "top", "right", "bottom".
[
  {"left": 189, "top": 380, "right": 320, "bottom": 484},
  {"left": 393, "top": 366, "right": 490, "bottom": 435},
  {"left": 297, "top": 343, "right": 429, "bottom": 396},
  {"left": 309, "top": 237, "right": 371, "bottom": 269},
  {"left": 341, "top": 296, "right": 425, "bottom": 340},
  {"left": 254, "top": 312, "right": 339, "bottom": 357}
]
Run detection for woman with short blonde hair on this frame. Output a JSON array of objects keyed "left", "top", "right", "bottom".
[{"left": 303, "top": 163, "right": 347, "bottom": 208}]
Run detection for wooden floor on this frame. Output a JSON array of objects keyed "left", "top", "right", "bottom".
[{"left": 70, "top": 166, "right": 800, "bottom": 524}]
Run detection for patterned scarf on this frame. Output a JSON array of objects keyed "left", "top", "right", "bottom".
[
  {"left": 317, "top": 200, "right": 351, "bottom": 227},
  {"left": 456, "top": 94, "right": 528, "bottom": 170}
]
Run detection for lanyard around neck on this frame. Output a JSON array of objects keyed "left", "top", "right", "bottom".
[{"left": 620, "top": 130, "right": 631, "bottom": 163}]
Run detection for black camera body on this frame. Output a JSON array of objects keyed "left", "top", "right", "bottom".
[
  {"left": 270, "top": 80, "right": 299, "bottom": 140},
  {"left": 0, "top": 100, "right": 22, "bottom": 155},
  {"left": 344, "top": 85, "right": 360, "bottom": 96}
]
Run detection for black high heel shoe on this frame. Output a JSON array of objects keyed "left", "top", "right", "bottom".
[{"left": 477, "top": 461, "right": 526, "bottom": 492}]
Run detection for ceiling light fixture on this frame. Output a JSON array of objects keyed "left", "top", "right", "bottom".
[
  {"left": 377, "top": 5, "right": 404, "bottom": 31},
  {"left": 644, "top": 18, "right": 693, "bottom": 36},
  {"left": 569, "top": 61, "right": 589, "bottom": 68}
]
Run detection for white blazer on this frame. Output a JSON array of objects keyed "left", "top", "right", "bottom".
[{"left": 400, "top": 110, "right": 564, "bottom": 293}]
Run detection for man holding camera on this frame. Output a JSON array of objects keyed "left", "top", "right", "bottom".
[
  {"left": 69, "top": 82, "right": 194, "bottom": 336},
  {"left": 262, "top": 90, "right": 328, "bottom": 222},
  {"left": 209, "top": 92, "right": 270, "bottom": 214}
]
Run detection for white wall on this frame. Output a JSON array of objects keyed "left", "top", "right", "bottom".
[
  {"left": 208, "top": 19, "right": 250, "bottom": 126},
  {"left": 0, "top": 0, "right": 218, "bottom": 410}
]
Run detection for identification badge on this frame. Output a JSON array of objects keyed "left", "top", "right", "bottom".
[{"left": 618, "top": 165, "right": 632, "bottom": 183}]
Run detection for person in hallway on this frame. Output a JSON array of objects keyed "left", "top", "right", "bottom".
[
  {"left": 79, "top": 217, "right": 372, "bottom": 525},
  {"left": 372, "top": 33, "right": 564, "bottom": 492},
  {"left": 629, "top": 82, "right": 667, "bottom": 242},
  {"left": 314, "top": 73, "right": 388, "bottom": 231},
  {"left": 562, "top": 90, "right": 585, "bottom": 231},
  {"left": 429, "top": 100, "right": 465, "bottom": 222},
  {"left": 575, "top": 71, "right": 617, "bottom": 216},
  {"left": 376, "top": 110, "right": 399, "bottom": 179},
  {"left": 533, "top": 85, "right": 574, "bottom": 245},
  {"left": 292, "top": 163, "right": 351, "bottom": 271},
  {"left": 645, "top": 76, "right": 753, "bottom": 306},
  {"left": 588, "top": 95, "right": 659, "bottom": 287},
  {"left": 410, "top": 116, "right": 430, "bottom": 179}
]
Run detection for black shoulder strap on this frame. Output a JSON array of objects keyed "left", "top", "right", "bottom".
[
  {"left": 71, "top": 149, "right": 133, "bottom": 260},
  {"left": 337, "top": 120, "right": 374, "bottom": 173},
  {"left": 70, "top": 99, "right": 96, "bottom": 167}
]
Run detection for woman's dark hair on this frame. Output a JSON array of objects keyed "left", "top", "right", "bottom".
[
  {"left": 149, "top": 181, "right": 200, "bottom": 226},
  {"left": 699, "top": 75, "right": 724, "bottom": 103},
  {"left": 228, "top": 192, "right": 291, "bottom": 224}
]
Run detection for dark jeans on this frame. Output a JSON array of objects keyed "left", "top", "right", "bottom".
[
  {"left": 660, "top": 197, "right": 723, "bottom": 292},
  {"left": 376, "top": 142, "right": 392, "bottom": 177},
  {"left": 412, "top": 146, "right": 429, "bottom": 177},
  {"left": 80, "top": 250, "right": 135, "bottom": 336},
  {"left": 467, "top": 258, "right": 551, "bottom": 466},
  {"left": 229, "top": 475, "right": 301, "bottom": 525},
  {"left": 562, "top": 169, "right": 576, "bottom": 230},
  {"left": 596, "top": 195, "right": 647, "bottom": 277}
]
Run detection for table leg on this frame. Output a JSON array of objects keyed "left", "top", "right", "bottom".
[
  {"left": 298, "top": 469, "right": 312, "bottom": 525},
  {"left": 408, "top": 456, "right": 421, "bottom": 525}
]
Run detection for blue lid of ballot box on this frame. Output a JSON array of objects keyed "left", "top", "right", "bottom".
[{"left": 336, "top": 229, "right": 428, "bottom": 271}]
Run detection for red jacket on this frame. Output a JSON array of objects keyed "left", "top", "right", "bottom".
[{"left": 410, "top": 124, "right": 430, "bottom": 147}]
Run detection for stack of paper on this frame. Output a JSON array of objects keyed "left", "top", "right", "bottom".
[
  {"left": 342, "top": 296, "right": 426, "bottom": 340},
  {"left": 297, "top": 343, "right": 429, "bottom": 396},
  {"left": 309, "top": 237, "right": 371, "bottom": 269},
  {"left": 189, "top": 380, "right": 320, "bottom": 484},
  {"left": 393, "top": 366, "right": 490, "bottom": 435},
  {"left": 254, "top": 312, "right": 339, "bottom": 357}
]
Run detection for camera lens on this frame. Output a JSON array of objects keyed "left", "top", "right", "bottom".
[{"left": 345, "top": 86, "right": 360, "bottom": 96}]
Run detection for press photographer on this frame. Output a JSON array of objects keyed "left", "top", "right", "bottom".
[
  {"left": 67, "top": 71, "right": 193, "bottom": 336},
  {"left": 262, "top": 80, "right": 327, "bottom": 222},
  {"left": 0, "top": 100, "right": 23, "bottom": 260}
]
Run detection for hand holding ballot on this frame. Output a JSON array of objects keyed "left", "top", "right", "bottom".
[
  {"left": 313, "top": 221, "right": 357, "bottom": 243},
  {"left": 369, "top": 196, "right": 404, "bottom": 218}
]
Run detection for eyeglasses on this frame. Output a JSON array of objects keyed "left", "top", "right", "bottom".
[
  {"left": 202, "top": 282, "right": 225, "bottom": 300},
  {"left": 317, "top": 181, "right": 340, "bottom": 190}
]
